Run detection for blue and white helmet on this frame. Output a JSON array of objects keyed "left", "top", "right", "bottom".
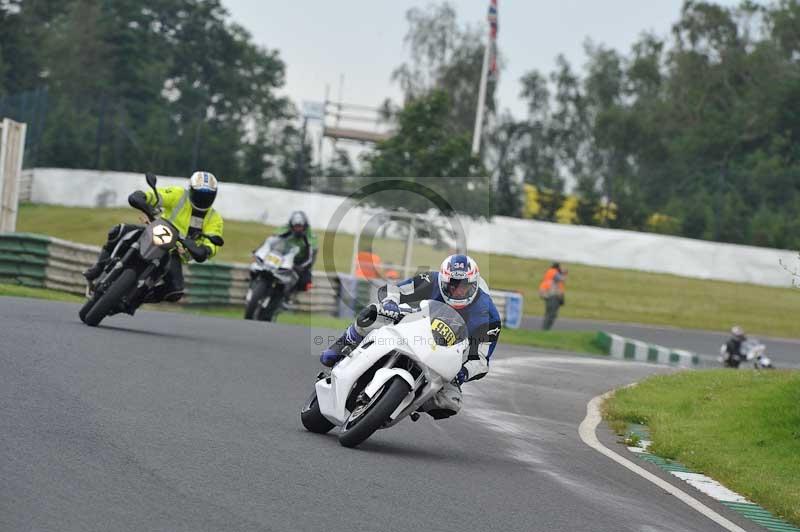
[
  {"left": 188, "top": 171, "right": 218, "bottom": 211},
  {"left": 438, "top": 254, "right": 480, "bottom": 309}
]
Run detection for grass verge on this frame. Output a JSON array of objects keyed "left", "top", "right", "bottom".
[
  {"left": 500, "top": 328, "right": 608, "bottom": 355},
  {"left": 0, "top": 283, "right": 83, "bottom": 302},
  {"left": 2, "top": 284, "right": 607, "bottom": 355},
  {"left": 187, "top": 306, "right": 607, "bottom": 354},
  {"left": 604, "top": 370, "right": 800, "bottom": 526},
  {"left": 161, "top": 305, "right": 607, "bottom": 354},
  {"left": 17, "top": 203, "right": 800, "bottom": 338},
  {"left": 184, "top": 305, "right": 353, "bottom": 330}
]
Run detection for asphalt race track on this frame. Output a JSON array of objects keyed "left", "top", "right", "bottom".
[
  {"left": 1, "top": 297, "right": 762, "bottom": 531},
  {"left": 522, "top": 315, "right": 800, "bottom": 368}
]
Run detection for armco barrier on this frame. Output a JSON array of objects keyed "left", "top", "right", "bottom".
[
  {"left": 229, "top": 267, "right": 340, "bottom": 314},
  {"left": 185, "top": 262, "right": 234, "bottom": 306},
  {"left": 594, "top": 331, "right": 701, "bottom": 368},
  {"left": 46, "top": 237, "right": 104, "bottom": 294},
  {"left": 0, "top": 233, "right": 342, "bottom": 313},
  {"left": 0, "top": 232, "right": 49, "bottom": 287},
  {"left": 0, "top": 233, "right": 524, "bottom": 326}
]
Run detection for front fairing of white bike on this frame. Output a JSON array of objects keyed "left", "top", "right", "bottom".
[
  {"left": 250, "top": 237, "right": 299, "bottom": 274},
  {"left": 315, "top": 306, "right": 466, "bottom": 426}
]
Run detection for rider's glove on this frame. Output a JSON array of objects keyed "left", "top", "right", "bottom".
[
  {"left": 379, "top": 299, "right": 401, "bottom": 322},
  {"left": 128, "top": 190, "right": 157, "bottom": 219},
  {"left": 456, "top": 367, "right": 468, "bottom": 385},
  {"left": 184, "top": 239, "right": 210, "bottom": 263}
]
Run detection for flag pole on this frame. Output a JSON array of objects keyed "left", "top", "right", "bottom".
[
  {"left": 472, "top": 0, "right": 496, "bottom": 156},
  {"left": 471, "top": 29, "right": 490, "bottom": 156}
]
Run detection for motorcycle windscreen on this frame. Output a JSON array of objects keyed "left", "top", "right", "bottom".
[
  {"left": 412, "top": 300, "right": 468, "bottom": 380},
  {"left": 255, "top": 237, "right": 299, "bottom": 269},
  {"left": 427, "top": 300, "right": 468, "bottom": 347}
]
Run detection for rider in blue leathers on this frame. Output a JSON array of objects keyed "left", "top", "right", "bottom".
[{"left": 320, "top": 254, "right": 502, "bottom": 419}]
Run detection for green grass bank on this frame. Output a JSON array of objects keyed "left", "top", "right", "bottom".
[
  {"left": 1, "top": 283, "right": 606, "bottom": 355},
  {"left": 604, "top": 370, "right": 800, "bottom": 526}
]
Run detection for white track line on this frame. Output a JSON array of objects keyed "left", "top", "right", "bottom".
[{"left": 578, "top": 391, "right": 748, "bottom": 532}]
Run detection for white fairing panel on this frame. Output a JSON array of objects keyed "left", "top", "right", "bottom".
[
  {"left": 252, "top": 236, "right": 299, "bottom": 273},
  {"left": 314, "top": 301, "right": 465, "bottom": 426}
]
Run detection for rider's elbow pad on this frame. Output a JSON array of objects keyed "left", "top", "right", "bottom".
[{"left": 381, "top": 284, "right": 401, "bottom": 304}]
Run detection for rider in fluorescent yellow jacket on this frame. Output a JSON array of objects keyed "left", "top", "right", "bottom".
[
  {"left": 84, "top": 171, "right": 224, "bottom": 302},
  {"left": 142, "top": 184, "right": 224, "bottom": 260}
]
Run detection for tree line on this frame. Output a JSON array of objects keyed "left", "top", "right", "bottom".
[
  {"left": 498, "top": 0, "right": 800, "bottom": 251},
  {"left": 0, "top": 0, "right": 303, "bottom": 186},
  {"left": 2, "top": 1, "right": 800, "bottom": 250},
  {"left": 389, "top": 1, "right": 800, "bottom": 250}
]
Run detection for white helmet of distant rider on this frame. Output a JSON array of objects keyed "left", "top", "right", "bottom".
[
  {"left": 289, "top": 211, "right": 309, "bottom": 236},
  {"left": 188, "top": 171, "right": 218, "bottom": 211}
]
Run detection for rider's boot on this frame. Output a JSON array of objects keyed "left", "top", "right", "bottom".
[
  {"left": 320, "top": 324, "right": 363, "bottom": 367},
  {"left": 83, "top": 248, "right": 111, "bottom": 284},
  {"left": 420, "top": 379, "right": 463, "bottom": 420}
]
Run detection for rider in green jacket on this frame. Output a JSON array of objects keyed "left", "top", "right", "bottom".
[{"left": 271, "top": 211, "right": 318, "bottom": 299}]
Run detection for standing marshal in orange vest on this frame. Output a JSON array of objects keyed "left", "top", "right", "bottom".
[{"left": 538, "top": 262, "right": 567, "bottom": 330}]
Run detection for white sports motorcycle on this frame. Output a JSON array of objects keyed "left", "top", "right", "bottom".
[
  {"left": 244, "top": 236, "right": 300, "bottom": 321},
  {"left": 300, "top": 300, "right": 468, "bottom": 448}
]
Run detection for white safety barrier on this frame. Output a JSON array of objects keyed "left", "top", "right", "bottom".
[{"left": 21, "top": 168, "right": 799, "bottom": 287}]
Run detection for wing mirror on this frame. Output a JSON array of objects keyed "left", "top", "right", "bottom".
[{"left": 145, "top": 173, "right": 158, "bottom": 189}]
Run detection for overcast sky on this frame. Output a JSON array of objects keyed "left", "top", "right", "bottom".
[{"left": 221, "top": 0, "right": 748, "bottom": 119}]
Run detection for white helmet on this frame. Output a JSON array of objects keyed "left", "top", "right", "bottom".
[
  {"left": 289, "top": 210, "right": 309, "bottom": 235},
  {"left": 731, "top": 325, "right": 745, "bottom": 339},
  {"left": 188, "top": 171, "right": 218, "bottom": 211},
  {"left": 438, "top": 254, "right": 480, "bottom": 309}
]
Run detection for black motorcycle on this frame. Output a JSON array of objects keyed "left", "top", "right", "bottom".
[{"left": 79, "top": 173, "right": 223, "bottom": 327}]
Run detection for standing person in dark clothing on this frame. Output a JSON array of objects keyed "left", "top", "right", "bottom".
[{"left": 538, "top": 262, "right": 567, "bottom": 330}]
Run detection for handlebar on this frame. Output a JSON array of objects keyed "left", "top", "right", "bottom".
[
  {"left": 139, "top": 173, "right": 224, "bottom": 247},
  {"left": 375, "top": 304, "right": 405, "bottom": 325}
]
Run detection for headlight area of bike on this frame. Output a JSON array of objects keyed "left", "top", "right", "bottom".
[
  {"left": 427, "top": 301, "right": 468, "bottom": 347},
  {"left": 346, "top": 301, "right": 468, "bottom": 411},
  {"left": 345, "top": 350, "right": 428, "bottom": 414}
]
